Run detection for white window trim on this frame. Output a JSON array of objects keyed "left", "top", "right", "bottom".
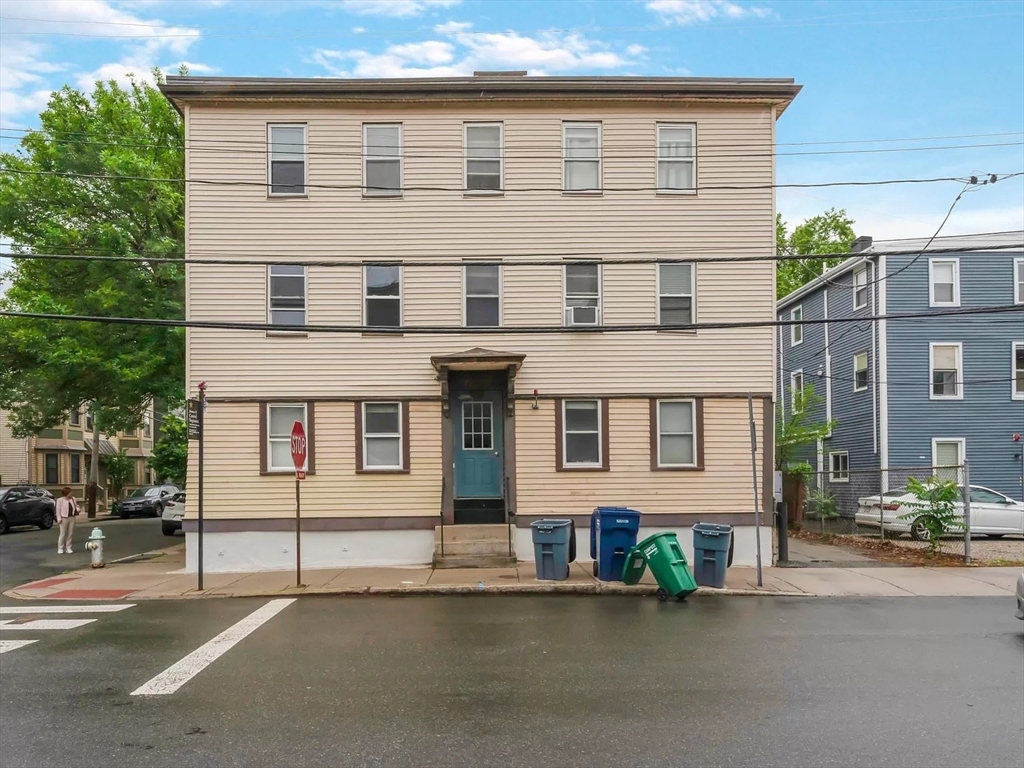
[
  {"left": 562, "top": 399, "right": 602, "bottom": 468},
  {"left": 790, "top": 305, "right": 803, "bottom": 346},
  {"left": 931, "top": 438, "right": 965, "bottom": 472},
  {"left": 562, "top": 122, "right": 602, "bottom": 193},
  {"left": 462, "top": 262, "right": 503, "bottom": 328},
  {"left": 563, "top": 262, "right": 602, "bottom": 326},
  {"left": 463, "top": 122, "right": 504, "bottom": 194},
  {"left": 828, "top": 451, "right": 849, "bottom": 483},
  {"left": 929, "top": 342, "right": 964, "bottom": 400},
  {"left": 928, "top": 258, "right": 960, "bottom": 307},
  {"left": 790, "top": 369, "right": 804, "bottom": 411},
  {"left": 1013, "top": 341, "right": 1024, "bottom": 401},
  {"left": 853, "top": 351, "right": 869, "bottom": 392},
  {"left": 266, "top": 123, "right": 308, "bottom": 197},
  {"left": 362, "top": 264, "right": 403, "bottom": 328},
  {"left": 656, "top": 262, "right": 696, "bottom": 327},
  {"left": 1015, "top": 258, "right": 1024, "bottom": 305},
  {"left": 656, "top": 399, "right": 697, "bottom": 468},
  {"left": 853, "top": 265, "right": 868, "bottom": 310},
  {"left": 460, "top": 400, "right": 494, "bottom": 452},
  {"left": 362, "top": 401, "right": 403, "bottom": 470},
  {"left": 266, "top": 264, "right": 308, "bottom": 330},
  {"left": 362, "top": 122, "right": 403, "bottom": 197},
  {"left": 655, "top": 122, "right": 696, "bottom": 194},
  {"left": 267, "top": 402, "right": 307, "bottom": 473}
]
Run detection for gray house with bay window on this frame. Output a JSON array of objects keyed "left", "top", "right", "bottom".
[{"left": 777, "top": 231, "right": 1024, "bottom": 516}]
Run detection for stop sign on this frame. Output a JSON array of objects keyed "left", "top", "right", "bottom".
[{"left": 290, "top": 421, "right": 307, "bottom": 476}]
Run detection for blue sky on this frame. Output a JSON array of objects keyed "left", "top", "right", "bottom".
[{"left": 1, "top": 0, "right": 1023, "bottom": 245}]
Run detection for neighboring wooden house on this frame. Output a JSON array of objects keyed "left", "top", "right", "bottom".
[{"left": 160, "top": 73, "right": 802, "bottom": 572}]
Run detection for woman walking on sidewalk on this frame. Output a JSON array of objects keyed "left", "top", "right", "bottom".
[{"left": 55, "top": 487, "right": 80, "bottom": 554}]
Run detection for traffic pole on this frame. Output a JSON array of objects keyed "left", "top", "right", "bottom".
[
  {"left": 295, "top": 474, "right": 302, "bottom": 588},
  {"left": 197, "top": 382, "right": 206, "bottom": 592}
]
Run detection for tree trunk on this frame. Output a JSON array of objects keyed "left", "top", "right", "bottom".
[
  {"left": 783, "top": 472, "right": 806, "bottom": 530},
  {"left": 87, "top": 410, "right": 100, "bottom": 519}
]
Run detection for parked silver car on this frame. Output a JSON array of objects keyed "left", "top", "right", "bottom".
[
  {"left": 161, "top": 491, "right": 185, "bottom": 536},
  {"left": 856, "top": 485, "right": 1024, "bottom": 541}
]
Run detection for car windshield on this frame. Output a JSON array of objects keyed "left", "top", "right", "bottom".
[{"left": 130, "top": 487, "right": 162, "bottom": 498}]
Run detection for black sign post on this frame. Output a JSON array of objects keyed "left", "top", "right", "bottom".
[{"left": 188, "top": 388, "right": 206, "bottom": 590}]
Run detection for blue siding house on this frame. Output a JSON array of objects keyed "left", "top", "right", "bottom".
[{"left": 777, "top": 231, "right": 1024, "bottom": 516}]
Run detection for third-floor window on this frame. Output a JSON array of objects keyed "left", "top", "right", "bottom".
[
  {"left": 363, "top": 123, "right": 402, "bottom": 196},
  {"left": 657, "top": 124, "right": 695, "bottom": 191},
  {"left": 267, "top": 124, "right": 307, "bottom": 196},
  {"left": 563, "top": 122, "right": 601, "bottom": 192},
  {"left": 465, "top": 123, "right": 503, "bottom": 192}
]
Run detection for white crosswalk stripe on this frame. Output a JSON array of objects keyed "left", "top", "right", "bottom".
[
  {"left": 0, "top": 640, "right": 38, "bottom": 654},
  {"left": 0, "top": 619, "right": 97, "bottom": 630},
  {"left": 0, "top": 604, "right": 135, "bottom": 654},
  {"left": 0, "top": 604, "right": 135, "bottom": 614}
]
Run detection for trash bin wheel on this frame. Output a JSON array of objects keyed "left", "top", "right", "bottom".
[
  {"left": 676, "top": 595, "right": 688, "bottom": 602},
  {"left": 592, "top": 561, "right": 598, "bottom": 577},
  {"left": 655, "top": 588, "right": 669, "bottom": 602}
]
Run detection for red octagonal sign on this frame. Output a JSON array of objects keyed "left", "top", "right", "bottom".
[{"left": 290, "top": 421, "right": 307, "bottom": 479}]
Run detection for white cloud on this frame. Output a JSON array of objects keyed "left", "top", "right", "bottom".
[
  {"left": 647, "top": 0, "right": 773, "bottom": 25},
  {"left": 626, "top": 44, "right": 648, "bottom": 56},
  {"left": 352, "top": 26, "right": 367, "bottom": 33},
  {"left": 341, "top": 0, "right": 461, "bottom": 18},
  {"left": 434, "top": 20, "right": 472, "bottom": 34},
  {"left": 0, "top": 39, "right": 63, "bottom": 126}
]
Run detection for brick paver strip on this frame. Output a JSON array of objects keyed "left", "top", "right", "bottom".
[
  {"left": 48, "top": 589, "right": 137, "bottom": 600},
  {"left": 23, "top": 577, "right": 80, "bottom": 589}
]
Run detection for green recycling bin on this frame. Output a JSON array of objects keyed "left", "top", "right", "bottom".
[{"left": 629, "top": 532, "right": 698, "bottom": 602}]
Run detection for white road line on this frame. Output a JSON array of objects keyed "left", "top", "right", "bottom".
[
  {"left": 0, "top": 604, "right": 136, "bottom": 614},
  {"left": 0, "top": 618, "right": 97, "bottom": 631},
  {"left": 0, "top": 640, "right": 39, "bottom": 654},
  {"left": 131, "top": 598, "right": 296, "bottom": 696}
]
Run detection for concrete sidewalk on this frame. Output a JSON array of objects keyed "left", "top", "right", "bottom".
[{"left": 4, "top": 544, "right": 1021, "bottom": 601}]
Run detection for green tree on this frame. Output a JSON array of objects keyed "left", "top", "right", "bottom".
[
  {"left": 0, "top": 70, "right": 185, "bottom": 437},
  {"left": 103, "top": 449, "right": 136, "bottom": 502},
  {"left": 775, "top": 384, "right": 836, "bottom": 528},
  {"left": 776, "top": 208, "right": 857, "bottom": 299},
  {"left": 148, "top": 414, "right": 187, "bottom": 485}
]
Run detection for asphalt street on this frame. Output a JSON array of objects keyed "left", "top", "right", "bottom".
[{"left": 1, "top": 595, "right": 1022, "bottom": 768}]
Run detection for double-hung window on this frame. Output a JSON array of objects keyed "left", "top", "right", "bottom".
[
  {"left": 561, "top": 400, "right": 602, "bottom": 468},
  {"left": 853, "top": 351, "right": 869, "bottom": 391},
  {"left": 932, "top": 439, "right": 964, "bottom": 482},
  {"left": 1013, "top": 343, "right": 1024, "bottom": 400},
  {"left": 465, "top": 123, "right": 503, "bottom": 192},
  {"left": 563, "top": 123, "right": 601, "bottom": 192},
  {"left": 657, "top": 123, "right": 695, "bottom": 191},
  {"left": 790, "top": 305, "right": 803, "bottom": 345},
  {"left": 360, "top": 402, "right": 404, "bottom": 471},
  {"left": 45, "top": 453, "right": 59, "bottom": 485},
  {"left": 266, "top": 403, "right": 307, "bottom": 472},
  {"left": 464, "top": 263, "right": 501, "bottom": 327},
  {"left": 929, "top": 259, "right": 959, "bottom": 306},
  {"left": 564, "top": 263, "right": 601, "bottom": 326},
  {"left": 85, "top": 411, "right": 94, "bottom": 431},
  {"left": 829, "top": 452, "right": 849, "bottom": 482},
  {"left": 71, "top": 454, "right": 81, "bottom": 484},
  {"left": 268, "top": 265, "right": 307, "bottom": 327},
  {"left": 267, "top": 124, "right": 307, "bottom": 196},
  {"left": 1015, "top": 258, "right": 1024, "bottom": 304},
  {"left": 69, "top": 408, "right": 81, "bottom": 427},
  {"left": 658, "top": 263, "right": 695, "bottom": 326},
  {"left": 364, "top": 265, "right": 401, "bottom": 328},
  {"left": 143, "top": 413, "right": 152, "bottom": 439},
  {"left": 363, "top": 123, "right": 402, "bottom": 196},
  {"left": 930, "top": 343, "right": 962, "bottom": 399},
  {"left": 790, "top": 370, "right": 804, "bottom": 411},
  {"left": 656, "top": 400, "right": 696, "bottom": 468},
  {"left": 853, "top": 265, "right": 868, "bottom": 309}
]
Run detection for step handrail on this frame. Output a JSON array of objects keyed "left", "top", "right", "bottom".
[{"left": 439, "top": 476, "right": 446, "bottom": 558}]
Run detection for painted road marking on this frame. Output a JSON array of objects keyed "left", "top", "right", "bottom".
[
  {"left": 0, "top": 640, "right": 38, "bottom": 654},
  {"left": 0, "top": 618, "right": 97, "bottom": 631},
  {"left": 131, "top": 598, "right": 296, "bottom": 696},
  {"left": 0, "top": 604, "right": 136, "bottom": 614}
]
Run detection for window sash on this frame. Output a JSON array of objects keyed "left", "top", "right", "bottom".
[
  {"left": 563, "top": 400, "right": 600, "bottom": 466},
  {"left": 465, "top": 123, "right": 503, "bottom": 191},
  {"left": 363, "top": 402, "right": 402, "bottom": 469},
  {"left": 69, "top": 409, "right": 80, "bottom": 426},
  {"left": 1014, "top": 343, "right": 1024, "bottom": 398},
  {"left": 657, "top": 400, "right": 695, "bottom": 467},
  {"left": 790, "top": 306, "right": 803, "bottom": 345},
  {"left": 829, "top": 452, "right": 849, "bottom": 482},
  {"left": 143, "top": 414, "right": 152, "bottom": 438},
  {"left": 933, "top": 440, "right": 963, "bottom": 478},
  {"left": 364, "top": 265, "right": 402, "bottom": 327},
  {"left": 363, "top": 124, "right": 402, "bottom": 195},
  {"left": 268, "top": 403, "right": 306, "bottom": 471},
  {"left": 657, "top": 124, "right": 695, "bottom": 191},
  {"left": 854, "top": 352, "right": 869, "bottom": 391},
  {"left": 269, "top": 265, "right": 307, "bottom": 326},
  {"left": 464, "top": 264, "right": 501, "bottom": 327},
  {"left": 45, "top": 454, "right": 59, "bottom": 484},
  {"left": 853, "top": 267, "right": 868, "bottom": 308},
  {"left": 658, "top": 263, "right": 694, "bottom": 325},
  {"left": 563, "top": 123, "right": 601, "bottom": 191},
  {"left": 267, "top": 124, "right": 306, "bottom": 195},
  {"left": 791, "top": 371, "right": 804, "bottom": 411},
  {"left": 929, "top": 259, "right": 959, "bottom": 305},
  {"left": 71, "top": 454, "right": 81, "bottom": 484},
  {"left": 930, "top": 344, "right": 961, "bottom": 398},
  {"left": 1015, "top": 259, "right": 1024, "bottom": 304},
  {"left": 564, "top": 264, "right": 601, "bottom": 322}
]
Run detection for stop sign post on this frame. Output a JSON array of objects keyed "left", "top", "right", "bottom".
[{"left": 290, "top": 421, "right": 306, "bottom": 587}]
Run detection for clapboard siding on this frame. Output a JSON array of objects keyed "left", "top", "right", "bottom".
[{"left": 0, "top": 410, "right": 30, "bottom": 485}]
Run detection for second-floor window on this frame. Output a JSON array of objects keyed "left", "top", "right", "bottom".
[
  {"left": 853, "top": 351, "right": 869, "bottom": 391},
  {"left": 791, "top": 370, "right": 804, "bottom": 411},
  {"left": 564, "top": 263, "right": 601, "bottom": 326},
  {"left": 363, "top": 123, "right": 402, "bottom": 196},
  {"left": 853, "top": 265, "right": 868, "bottom": 309},
  {"left": 563, "top": 122, "right": 601, "bottom": 192},
  {"left": 268, "top": 265, "right": 307, "bottom": 327},
  {"left": 929, "top": 258, "right": 959, "bottom": 306},
  {"left": 143, "top": 413, "right": 152, "bottom": 439},
  {"left": 1013, "top": 343, "right": 1024, "bottom": 400},
  {"left": 657, "top": 124, "right": 695, "bottom": 191},
  {"left": 464, "top": 263, "right": 501, "bottom": 327},
  {"left": 790, "top": 305, "right": 803, "bottom": 345},
  {"left": 364, "top": 265, "right": 401, "bottom": 328},
  {"left": 267, "top": 124, "right": 306, "bottom": 196},
  {"left": 930, "top": 342, "right": 962, "bottom": 399},
  {"left": 69, "top": 408, "right": 81, "bottom": 427},
  {"left": 86, "top": 411, "right": 94, "bottom": 431},
  {"left": 658, "top": 263, "right": 694, "bottom": 326},
  {"left": 1015, "top": 258, "right": 1024, "bottom": 304},
  {"left": 465, "top": 123, "right": 503, "bottom": 192}
]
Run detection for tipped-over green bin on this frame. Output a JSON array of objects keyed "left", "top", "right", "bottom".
[{"left": 630, "top": 532, "right": 698, "bottom": 601}]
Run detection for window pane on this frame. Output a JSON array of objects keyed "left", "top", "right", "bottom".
[
  {"left": 565, "top": 401, "right": 598, "bottom": 431},
  {"left": 660, "top": 296, "right": 693, "bottom": 324},
  {"left": 566, "top": 433, "right": 600, "bottom": 464},
  {"left": 270, "top": 275, "right": 304, "bottom": 301},
  {"left": 270, "top": 440, "right": 292, "bottom": 469},
  {"left": 467, "top": 170, "right": 501, "bottom": 191},
  {"left": 660, "top": 401, "right": 693, "bottom": 434},
  {"left": 270, "top": 161, "right": 304, "bottom": 194},
  {"left": 935, "top": 442, "right": 960, "bottom": 467},
  {"left": 366, "top": 266, "right": 400, "bottom": 296},
  {"left": 933, "top": 262, "right": 954, "bottom": 283},
  {"left": 270, "top": 127, "right": 304, "bottom": 161},
  {"left": 1016, "top": 348, "right": 1024, "bottom": 393},
  {"left": 466, "top": 265, "right": 499, "bottom": 295},
  {"left": 855, "top": 354, "right": 867, "bottom": 372},
  {"left": 658, "top": 160, "right": 693, "bottom": 190},
  {"left": 933, "top": 345, "right": 957, "bottom": 369},
  {"left": 565, "top": 264, "right": 599, "bottom": 296},
  {"left": 365, "top": 403, "right": 399, "bottom": 435},
  {"left": 855, "top": 286, "right": 868, "bottom": 306},
  {"left": 271, "top": 310, "right": 306, "bottom": 326},
  {"left": 564, "top": 126, "right": 599, "bottom": 158},
  {"left": 269, "top": 405, "right": 304, "bottom": 437},
  {"left": 365, "top": 159, "right": 401, "bottom": 193},
  {"left": 467, "top": 126, "right": 501, "bottom": 157},
  {"left": 658, "top": 127, "right": 693, "bottom": 158},
  {"left": 660, "top": 263, "right": 692, "bottom": 294},
  {"left": 565, "top": 160, "right": 599, "bottom": 190},
  {"left": 366, "top": 437, "right": 400, "bottom": 467},
  {"left": 660, "top": 434, "right": 694, "bottom": 465},
  {"left": 366, "top": 297, "right": 401, "bottom": 327},
  {"left": 466, "top": 296, "right": 500, "bottom": 327},
  {"left": 934, "top": 283, "right": 954, "bottom": 303},
  {"left": 932, "top": 371, "right": 957, "bottom": 396},
  {"left": 366, "top": 125, "right": 400, "bottom": 156}
]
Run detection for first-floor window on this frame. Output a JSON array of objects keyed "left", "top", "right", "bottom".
[
  {"left": 1014, "top": 343, "right": 1024, "bottom": 399},
  {"left": 854, "top": 351, "right": 869, "bottom": 391},
  {"left": 360, "top": 402, "right": 404, "bottom": 470},
  {"left": 70, "top": 454, "right": 81, "bottom": 484},
  {"left": 45, "top": 453, "right": 59, "bottom": 484},
  {"left": 656, "top": 400, "right": 696, "bottom": 467},
  {"left": 144, "top": 467, "right": 152, "bottom": 485},
  {"left": 562, "top": 400, "right": 601, "bottom": 468},
  {"left": 267, "top": 403, "right": 307, "bottom": 472},
  {"left": 932, "top": 439, "right": 964, "bottom": 483},
  {"left": 829, "top": 452, "right": 849, "bottom": 482}
]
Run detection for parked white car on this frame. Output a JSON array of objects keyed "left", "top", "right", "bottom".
[
  {"left": 161, "top": 491, "right": 186, "bottom": 537},
  {"left": 856, "top": 485, "right": 1024, "bottom": 541}
]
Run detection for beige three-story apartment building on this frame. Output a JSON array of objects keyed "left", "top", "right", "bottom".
[{"left": 161, "top": 73, "right": 800, "bottom": 573}]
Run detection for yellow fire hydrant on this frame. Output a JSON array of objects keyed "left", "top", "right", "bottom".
[{"left": 85, "top": 528, "right": 106, "bottom": 568}]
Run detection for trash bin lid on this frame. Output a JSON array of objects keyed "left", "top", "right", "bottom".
[
  {"left": 530, "top": 518, "right": 573, "bottom": 530},
  {"left": 693, "top": 522, "right": 733, "bottom": 534}
]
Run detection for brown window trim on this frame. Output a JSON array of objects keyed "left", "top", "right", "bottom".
[
  {"left": 554, "top": 398, "right": 610, "bottom": 472},
  {"left": 355, "top": 400, "right": 411, "bottom": 474},
  {"left": 259, "top": 401, "right": 316, "bottom": 476},
  {"left": 650, "top": 398, "right": 704, "bottom": 471}
]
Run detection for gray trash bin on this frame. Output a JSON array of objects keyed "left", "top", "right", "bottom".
[
  {"left": 531, "top": 519, "right": 573, "bottom": 581},
  {"left": 692, "top": 522, "right": 733, "bottom": 588}
]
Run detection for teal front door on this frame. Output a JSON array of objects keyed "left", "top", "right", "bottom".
[{"left": 454, "top": 392, "right": 503, "bottom": 499}]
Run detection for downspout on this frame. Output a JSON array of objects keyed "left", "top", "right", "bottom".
[{"left": 878, "top": 253, "right": 889, "bottom": 492}]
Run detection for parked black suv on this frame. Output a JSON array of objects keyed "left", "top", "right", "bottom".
[
  {"left": 116, "top": 485, "right": 181, "bottom": 519},
  {"left": 0, "top": 486, "right": 56, "bottom": 534}
]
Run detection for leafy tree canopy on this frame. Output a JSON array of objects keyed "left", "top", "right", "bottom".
[
  {"left": 776, "top": 208, "right": 857, "bottom": 299},
  {"left": 0, "top": 70, "right": 185, "bottom": 437},
  {"left": 148, "top": 414, "right": 187, "bottom": 485}
]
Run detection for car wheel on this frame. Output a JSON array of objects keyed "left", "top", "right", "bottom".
[
  {"left": 909, "top": 517, "right": 932, "bottom": 542},
  {"left": 153, "top": 503, "right": 164, "bottom": 519},
  {"left": 37, "top": 510, "right": 54, "bottom": 530},
  {"left": 119, "top": 509, "right": 129, "bottom": 519},
  {"left": 0, "top": 514, "right": 8, "bottom": 535},
  {"left": 161, "top": 522, "right": 177, "bottom": 537},
  {"left": 985, "top": 534, "right": 1005, "bottom": 539}
]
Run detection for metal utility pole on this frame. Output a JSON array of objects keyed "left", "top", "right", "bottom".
[
  {"left": 747, "top": 394, "right": 763, "bottom": 587},
  {"left": 87, "top": 406, "right": 100, "bottom": 519}
]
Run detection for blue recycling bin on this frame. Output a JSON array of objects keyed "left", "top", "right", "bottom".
[
  {"left": 531, "top": 519, "right": 573, "bottom": 581},
  {"left": 692, "top": 522, "right": 733, "bottom": 588},
  {"left": 590, "top": 507, "right": 642, "bottom": 582}
]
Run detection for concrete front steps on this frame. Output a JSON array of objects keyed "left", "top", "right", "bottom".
[{"left": 433, "top": 524, "right": 517, "bottom": 568}]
